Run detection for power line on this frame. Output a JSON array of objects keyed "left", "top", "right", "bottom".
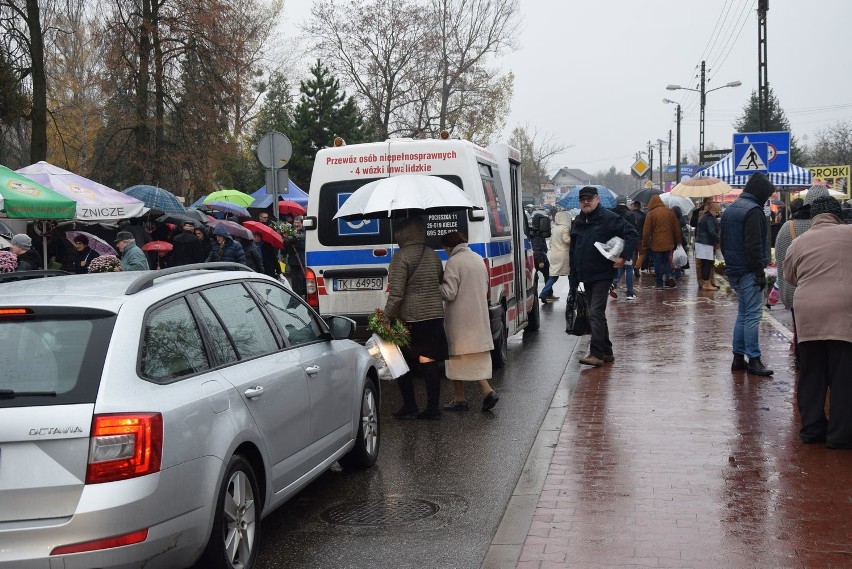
[{"left": 708, "top": 0, "right": 756, "bottom": 81}]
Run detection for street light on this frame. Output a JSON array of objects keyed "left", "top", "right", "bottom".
[
  {"left": 663, "top": 98, "right": 682, "bottom": 183},
  {"left": 666, "top": 61, "right": 741, "bottom": 164}
]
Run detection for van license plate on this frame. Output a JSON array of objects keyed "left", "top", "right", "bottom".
[{"left": 333, "top": 277, "right": 384, "bottom": 291}]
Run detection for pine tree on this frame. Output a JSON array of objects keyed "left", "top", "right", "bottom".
[
  {"left": 288, "top": 60, "right": 367, "bottom": 188},
  {"left": 732, "top": 88, "right": 804, "bottom": 164}
]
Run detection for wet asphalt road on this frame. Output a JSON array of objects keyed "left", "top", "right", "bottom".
[{"left": 254, "top": 291, "right": 578, "bottom": 569}]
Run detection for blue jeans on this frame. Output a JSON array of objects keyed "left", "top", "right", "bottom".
[
  {"left": 540, "top": 276, "right": 559, "bottom": 299},
  {"left": 611, "top": 266, "right": 634, "bottom": 295},
  {"left": 652, "top": 251, "right": 672, "bottom": 286},
  {"left": 729, "top": 272, "right": 763, "bottom": 359}
]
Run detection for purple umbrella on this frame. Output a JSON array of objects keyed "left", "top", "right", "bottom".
[
  {"left": 206, "top": 219, "right": 253, "bottom": 240},
  {"left": 17, "top": 161, "right": 147, "bottom": 221},
  {"left": 65, "top": 231, "right": 117, "bottom": 256},
  {"left": 202, "top": 201, "right": 251, "bottom": 218}
]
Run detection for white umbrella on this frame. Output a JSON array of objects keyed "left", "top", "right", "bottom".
[
  {"left": 660, "top": 192, "right": 695, "bottom": 216},
  {"left": 333, "top": 175, "right": 478, "bottom": 220},
  {"left": 670, "top": 176, "right": 732, "bottom": 198},
  {"left": 793, "top": 186, "right": 846, "bottom": 198}
]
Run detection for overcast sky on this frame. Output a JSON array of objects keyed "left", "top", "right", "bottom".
[{"left": 281, "top": 0, "right": 852, "bottom": 175}]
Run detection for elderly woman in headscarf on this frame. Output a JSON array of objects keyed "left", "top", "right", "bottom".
[
  {"left": 783, "top": 196, "right": 852, "bottom": 449},
  {"left": 774, "top": 184, "right": 831, "bottom": 364},
  {"left": 439, "top": 231, "right": 499, "bottom": 412}
]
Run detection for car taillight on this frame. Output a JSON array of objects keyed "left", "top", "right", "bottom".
[
  {"left": 86, "top": 413, "right": 162, "bottom": 484},
  {"left": 51, "top": 529, "right": 148, "bottom": 555},
  {"left": 305, "top": 268, "right": 319, "bottom": 307}
]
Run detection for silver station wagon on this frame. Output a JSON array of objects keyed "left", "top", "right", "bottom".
[{"left": 0, "top": 263, "right": 380, "bottom": 569}]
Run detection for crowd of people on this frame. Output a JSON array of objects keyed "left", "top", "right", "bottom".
[{"left": 1, "top": 210, "right": 307, "bottom": 296}]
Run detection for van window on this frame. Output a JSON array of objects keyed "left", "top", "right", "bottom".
[
  {"left": 141, "top": 299, "right": 209, "bottom": 382},
  {"left": 0, "top": 314, "right": 114, "bottom": 407},
  {"left": 201, "top": 284, "right": 279, "bottom": 359},
  {"left": 317, "top": 176, "right": 469, "bottom": 249},
  {"left": 479, "top": 163, "right": 511, "bottom": 237}
]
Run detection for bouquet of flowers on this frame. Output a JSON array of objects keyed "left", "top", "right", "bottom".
[
  {"left": 367, "top": 308, "right": 411, "bottom": 347},
  {"left": 88, "top": 255, "right": 121, "bottom": 273},
  {"left": 0, "top": 250, "right": 18, "bottom": 273},
  {"left": 714, "top": 259, "right": 726, "bottom": 276},
  {"left": 272, "top": 221, "right": 298, "bottom": 241}
]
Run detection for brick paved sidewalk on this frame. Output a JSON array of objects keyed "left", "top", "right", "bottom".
[{"left": 516, "top": 271, "right": 852, "bottom": 569}]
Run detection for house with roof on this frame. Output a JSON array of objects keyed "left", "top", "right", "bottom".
[{"left": 552, "top": 167, "right": 594, "bottom": 189}]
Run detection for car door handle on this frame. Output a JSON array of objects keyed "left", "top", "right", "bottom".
[
  {"left": 305, "top": 365, "right": 321, "bottom": 376},
  {"left": 245, "top": 386, "right": 264, "bottom": 399}
]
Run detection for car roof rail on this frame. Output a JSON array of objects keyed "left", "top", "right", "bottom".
[
  {"left": 125, "top": 262, "right": 252, "bottom": 295},
  {"left": 0, "top": 270, "right": 73, "bottom": 284}
]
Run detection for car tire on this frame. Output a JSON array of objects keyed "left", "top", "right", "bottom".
[
  {"left": 340, "top": 377, "right": 380, "bottom": 471},
  {"left": 200, "top": 455, "right": 261, "bottom": 569},
  {"left": 526, "top": 291, "right": 540, "bottom": 332},
  {"left": 491, "top": 310, "right": 508, "bottom": 369}
]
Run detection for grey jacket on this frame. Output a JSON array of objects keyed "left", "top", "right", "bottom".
[
  {"left": 120, "top": 242, "right": 150, "bottom": 272},
  {"left": 384, "top": 220, "right": 444, "bottom": 323}
]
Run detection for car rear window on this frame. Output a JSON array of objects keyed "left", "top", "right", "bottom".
[
  {"left": 0, "top": 312, "right": 116, "bottom": 408},
  {"left": 317, "top": 175, "right": 469, "bottom": 250}
]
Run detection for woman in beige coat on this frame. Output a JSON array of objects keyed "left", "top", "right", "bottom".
[
  {"left": 539, "top": 210, "right": 571, "bottom": 301},
  {"left": 783, "top": 196, "right": 852, "bottom": 449},
  {"left": 439, "top": 231, "right": 499, "bottom": 412}
]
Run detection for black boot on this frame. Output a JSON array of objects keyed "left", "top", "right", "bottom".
[
  {"left": 746, "top": 357, "right": 774, "bottom": 377},
  {"left": 417, "top": 362, "right": 442, "bottom": 420},
  {"left": 392, "top": 373, "right": 419, "bottom": 419},
  {"left": 731, "top": 353, "right": 746, "bottom": 371}
]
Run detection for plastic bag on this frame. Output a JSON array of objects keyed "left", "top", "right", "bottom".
[
  {"left": 673, "top": 245, "right": 688, "bottom": 268},
  {"left": 365, "top": 334, "right": 410, "bottom": 380},
  {"left": 714, "top": 248, "right": 724, "bottom": 262},
  {"left": 565, "top": 286, "right": 592, "bottom": 336}
]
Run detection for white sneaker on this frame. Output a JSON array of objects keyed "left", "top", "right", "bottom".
[{"left": 626, "top": 294, "right": 637, "bottom": 301}]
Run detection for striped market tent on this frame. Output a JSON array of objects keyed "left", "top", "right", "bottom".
[{"left": 697, "top": 153, "right": 812, "bottom": 188}]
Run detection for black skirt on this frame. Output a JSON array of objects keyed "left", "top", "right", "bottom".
[{"left": 401, "top": 318, "right": 449, "bottom": 364}]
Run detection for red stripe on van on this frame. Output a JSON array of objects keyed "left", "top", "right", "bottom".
[{"left": 317, "top": 276, "right": 328, "bottom": 295}]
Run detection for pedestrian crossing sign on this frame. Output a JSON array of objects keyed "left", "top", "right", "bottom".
[{"left": 733, "top": 142, "right": 769, "bottom": 175}]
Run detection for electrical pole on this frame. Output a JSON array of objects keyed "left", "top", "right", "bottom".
[
  {"left": 758, "top": 0, "right": 769, "bottom": 131},
  {"left": 699, "top": 60, "right": 706, "bottom": 164},
  {"left": 648, "top": 140, "right": 653, "bottom": 187},
  {"left": 658, "top": 139, "right": 665, "bottom": 191},
  {"left": 675, "top": 104, "right": 682, "bottom": 183}
]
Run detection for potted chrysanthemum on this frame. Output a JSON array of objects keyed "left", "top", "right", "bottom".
[{"left": 88, "top": 255, "right": 122, "bottom": 273}]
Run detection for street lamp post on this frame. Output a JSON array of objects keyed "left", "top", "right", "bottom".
[
  {"left": 666, "top": 60, "right": 741, "bottom": 166},
  {"left": 656, "top": 138, "right": 667, "bottom": 191},
  {"left": 663, "top": 98, "right": 681, "bottom": 183}
]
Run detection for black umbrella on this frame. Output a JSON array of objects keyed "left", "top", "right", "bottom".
[
  {"left": 184, "top": 207, "right": 211, "bottom": 224},
  {"left": 629, "top": 187, "right": 663, "bottom": 204},
  {"left": 157, "top": 213, "right": 204, "bottom": 227}
]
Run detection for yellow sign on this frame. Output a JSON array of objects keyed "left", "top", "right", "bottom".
[
  {"left": 644, "top": 180, "right": 654, "bottom": 189},
  {"left": 631, "top": 159, "right": 650, "bottom": 178},
  {"left": 806, "top": 165, "right": 849, "bottom": 199}
]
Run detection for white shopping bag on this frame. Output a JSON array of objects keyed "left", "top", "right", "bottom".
[
  {"left": 673, "top": 245, "right": 688, "bottom": 268},
  {"left": 365, "top": 334, "right": 410, "bottom": 381}
]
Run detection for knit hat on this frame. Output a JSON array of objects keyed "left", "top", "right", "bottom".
[
  {"left": 803, "top": 183, "right": 830, "bottom": 206},
  {"left": 11, "top": 234, "right": 32, "bottom": 250},
  {"left": 809, "top": 196, "right": 843, "bottom": 220},
  {"left": 743, "top": 172, "right": 775, "bottom": 203}
]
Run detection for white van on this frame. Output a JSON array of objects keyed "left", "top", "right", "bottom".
[{"left": 302, "top": 137, "right": 539, "bottom": 367}]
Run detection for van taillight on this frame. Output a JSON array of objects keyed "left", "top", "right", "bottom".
[
  {"left": 304, "top": 268, "right": 319, "bottom": 307},
  {"left": 86, "top": 413, "right": 162, "bottom": 484}
]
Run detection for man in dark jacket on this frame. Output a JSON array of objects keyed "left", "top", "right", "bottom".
[
  {"left": 530, "top": 211, "right": 557, "bottom": 303},
  {"left": 625, "top": 201, "right": 646, "bottom": 278},
  {"left": 171, "top": 222, "right": 204, "bottom": 266},
  {"left": 10, "top": 234, "right": 43, "bottom": 271},
  {"left": 206, "top": 225, "right": 247, "bottom": 266},
  {"left": 569, "top": 186, "right": 639, "bottom": 367},
  {"left": 720, "top": 172, "right": 774, "bottom": 376}
]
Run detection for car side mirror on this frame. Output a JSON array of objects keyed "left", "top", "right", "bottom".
[{"left": 325, "top": 315, "right": 356, "bottom": 340}]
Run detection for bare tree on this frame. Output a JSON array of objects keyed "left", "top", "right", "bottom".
[
  {"left": 423, "top": 0, "right": 519, "bottom": 135},
  {"left": 509, "top": 123, "right": 571, "bottom": 198},
  {"left": 806, "top": 120, "right": 852, "bottom": 167},
  {"left": 0, "top": 0, "right": 59, "bottom": 164},
  {"left": 306, "top": 0, "right": 428, "bottom": 140}
]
